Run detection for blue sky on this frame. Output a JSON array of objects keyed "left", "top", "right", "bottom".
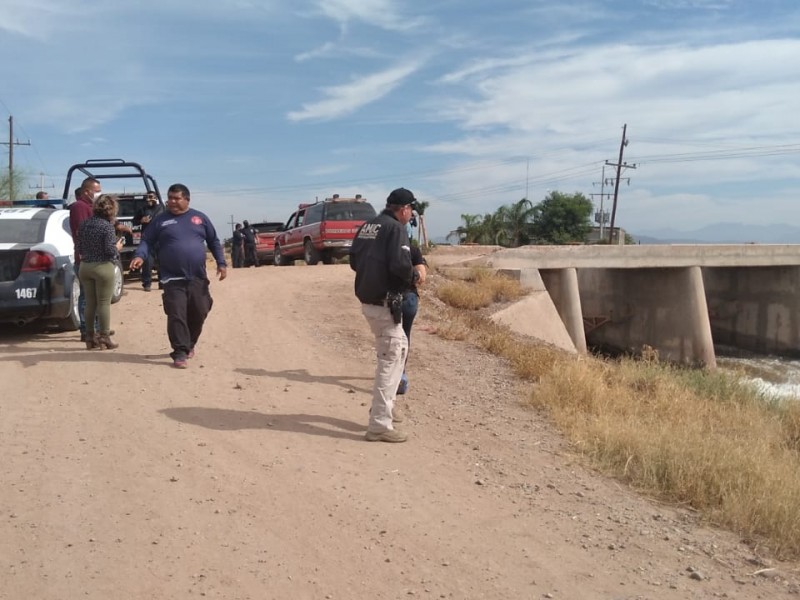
[{"left": 1, "top": 0, "right": 799, "bottom": 241}]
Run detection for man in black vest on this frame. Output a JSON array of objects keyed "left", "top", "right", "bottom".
[
  {"left": 349, "top": 188, "right": 424, "bottom": 443},
  {"left": 232, "top": 223, "right": 245, "bottom": 268},
  {"left": 242, "top": 220, "right": 259, "bottom": 267}
]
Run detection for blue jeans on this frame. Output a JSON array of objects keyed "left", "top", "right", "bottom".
[
  {"left": 78, "top": 277, "right": 87, "bottom": 333},
  {"left": 401, "top": 291, "right": 418, "bottom": 346},
  {"left": 141, "top": 249, "right": 154, "bottom": 287}
]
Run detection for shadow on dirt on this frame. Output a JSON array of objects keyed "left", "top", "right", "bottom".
[
  {"left": 160, "top": 407, "right": 365, "bottom": 441},
  {"left": 236, "top": 367, "right": 372, "bottom": 394}
]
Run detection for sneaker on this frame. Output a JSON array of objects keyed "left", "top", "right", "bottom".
[
  {"left": 143, "top": 285, "right": 151, "bottom": 292},
  {"left": 172, "top": 359, "right": 188, "bottom": 369},
  {"left": 365, "top": 429, "right": 408, "bottom": 443},
  {"left": 392, "top": 406, "right": 404, "bottom": 423},
  {"left": 80, "top": 332, "right": 87, "bottom": 342},
  {"left": 397, "top": 373, "right": 408, "bottom": 395},
  {"left": 187, "top": 349, "right": 195, "bottom": 359}
]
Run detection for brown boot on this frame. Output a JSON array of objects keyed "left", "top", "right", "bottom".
[
  {"left": 97, "top": 333, "right": 118, "bottom": 350},
  {"left": 85, "top": 332, "right": 99, "bottom": 350}
]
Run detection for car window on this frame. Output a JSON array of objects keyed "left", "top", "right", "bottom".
[
  {"left": 0, "top": 219, "right": 46, "bottom": 243},
  {"left": 252, "top": 222, "right": 283, "bottom": 233},
  {"left": 302, "top": 204, "right": 320, "bottom": 225},
  {"left": 117, "top": 196, "right": 151, "bottom": 219},
  {"left": 295, "top": 210, "right": 306, "bottom": 227}
]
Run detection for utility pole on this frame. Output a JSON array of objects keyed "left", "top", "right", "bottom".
[
  {"left": 591, "top": 165, "right": 611, "bottom": 239},
  {"left": 605, "top": 123, "right": 636, "bottom": 244},
  {"left": 1, "top": 116, "right": 31, "bottom": 201},
  {"left": 525, "top": 157, "right": 530, "bottom": 200},
  {"left": 228, "top": 214, "right": 236, "bottom": 236},
  {"left": 29, "top": 172, "right": 55, "bottom": 196}
]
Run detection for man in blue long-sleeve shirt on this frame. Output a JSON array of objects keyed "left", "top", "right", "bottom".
[{"left": 130, "top": 183, "right": 227, "bottom": 368}]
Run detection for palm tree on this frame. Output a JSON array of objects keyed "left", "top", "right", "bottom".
[
  {"left": 414, "top": 200, "right": 430, "bottom": 246},
  {"left": 496, "top": 198, "right": 535, "bottom": 247},
  {"left": 447, "top": 213, "right": 484, "bottom": 244}
]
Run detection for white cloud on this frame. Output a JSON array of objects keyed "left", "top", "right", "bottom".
[
  {"left": 287, "top": 60, "right": 423, "bottom": 121},
  {"left": 313, "top": 0, "right": 426, "bottom": 32}
]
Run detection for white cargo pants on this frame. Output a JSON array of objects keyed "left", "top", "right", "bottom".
[{"left": 361, "top": 303, "right": 408, "bottom": 433}]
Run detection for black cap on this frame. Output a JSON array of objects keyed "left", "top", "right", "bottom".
[{"left": 386, "top": 188, "right": 417, "bottom": 206}]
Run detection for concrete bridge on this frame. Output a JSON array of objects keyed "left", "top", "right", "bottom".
[{"left": 433, "top": 244, "right": 800, "bottom": 368}]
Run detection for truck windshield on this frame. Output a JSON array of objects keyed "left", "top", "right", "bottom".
[{"left": 326, "top": 203, "right": 376, "bottom": 221}]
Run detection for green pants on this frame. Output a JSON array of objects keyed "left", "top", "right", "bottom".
[{"left": 78, "top": 261, "right": 116, "bottom": 335}]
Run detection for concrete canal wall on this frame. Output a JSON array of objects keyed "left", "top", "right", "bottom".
[{"left": 432, "top": 245, "right": 800, "bottom": 367}]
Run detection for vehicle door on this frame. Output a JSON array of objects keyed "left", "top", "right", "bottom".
[{"left": 284, "top": 209, "right": 306, "bottom": 255}]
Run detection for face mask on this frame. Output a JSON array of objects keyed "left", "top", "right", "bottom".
[{"left": 92, "top": 192, "right": 102, "bottom": 201}]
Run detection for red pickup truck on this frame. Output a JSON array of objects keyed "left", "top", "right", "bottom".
[
  {"left": 249, "top": 221, "right": 285, "bottom": 265},
  {"left": 273, "top": 195, "right": 376, "bottom": 266}
]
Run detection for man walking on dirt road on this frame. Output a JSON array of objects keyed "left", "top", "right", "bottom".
[
  {"left": 130, "top": 183, "right": 227, "bottom": 369},
  {"left": 350, "top": 187, "right": 423, "bottom": 443}
]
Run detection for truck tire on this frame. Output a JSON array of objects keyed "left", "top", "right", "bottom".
[
  {"left": 111, "top": 260, "right": 124, "bottom": 304},
  {"left": 58, "top": 276, "right": 81, "bottom": 331},
  {"left": 274, "top": 245, "right": 290, "bottom": 266},
  {"left": 304, "top": 240, "right": 320, "bottom": 265}
]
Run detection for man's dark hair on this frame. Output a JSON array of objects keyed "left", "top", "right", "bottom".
[
  {"left": 168, "top": 183, "right": 191, "bottom": 199},
  {"left": 81, "top": 177, "right": 100, "bottom": 191},
  {"left": 35, "top": 191, "right": 48, "bottom": 200}
]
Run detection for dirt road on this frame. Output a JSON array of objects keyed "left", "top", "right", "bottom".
[{"left": 1, "top": 261, "right": 797, "bottom": 599}]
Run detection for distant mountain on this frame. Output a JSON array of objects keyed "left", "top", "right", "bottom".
[{"left": 633, "top": 223, "right": 800, "bottom": 244}]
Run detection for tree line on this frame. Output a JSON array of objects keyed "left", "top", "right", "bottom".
[{"left": 446, "top": 191, "right": 603, "bottom": 247}]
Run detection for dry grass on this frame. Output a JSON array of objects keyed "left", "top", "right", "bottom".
[
  {"left": 436, "top": 268, "right": 526, "bottom": 309},
  {"left": 432, "top": 269, "right": 800, "bottom": 558}
]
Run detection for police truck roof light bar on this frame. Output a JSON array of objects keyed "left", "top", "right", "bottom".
[{"left": 1, "top": 198, "right": 67, "bottom": 208}]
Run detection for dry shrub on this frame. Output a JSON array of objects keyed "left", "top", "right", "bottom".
[
  {"left": 437, "top": 280, "right": 493, "bottom": 309},
  {"left": 437, "top": 270, "right": 525, "bottom": 310},
  {"left": 486, "top": 274, "right": 526, "bottom": 303},
  {"left": 531, "top": 356, "right": 800, "bottom": 557},
  {"left": 779, "top": 401, "right": 800, "bottom": 453}
]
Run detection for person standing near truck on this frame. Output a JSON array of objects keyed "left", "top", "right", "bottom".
[
  {"left": 130, "top": 183, "right": 227, "bottom": 369},
  {"left": 241, "top": 220, "right": 259, "bottom": 267},
  {"left": 69, "top": 178, "right": 102, "bottom": 342},
  {"left": 349, "top": 187, "right": 421, "bottom": 443},
  {"left": 77, "top": 194, "right": 124, "bottom": 350},
  {"left": 133, "top": 192, "right": 164, "bottom": 291},
  {"left": 232, "top": 223, "right": 245, "bottom": 268}
]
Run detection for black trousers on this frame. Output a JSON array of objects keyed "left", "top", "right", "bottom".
[
  {"left": 244, "top": 243, "right": 259, "bottom": 267},
  {"left": 232, "top": 244, "right": 244, "bottom": 268},
  {"left": 162, "top": 279, "right": 213, "bottom": 360}
]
